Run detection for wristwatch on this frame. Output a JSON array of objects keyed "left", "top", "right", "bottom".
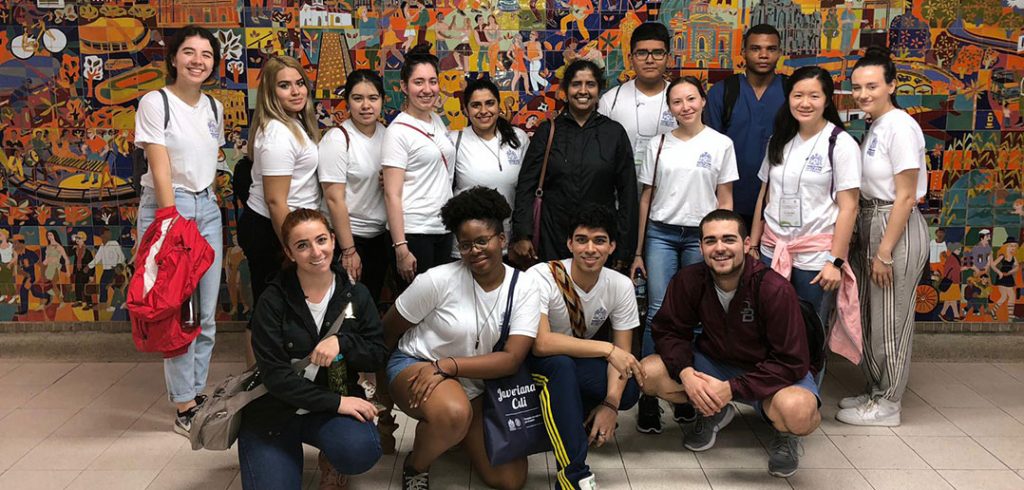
[{"left": 824, "top": 253, "right": 845, "bottom": 269}]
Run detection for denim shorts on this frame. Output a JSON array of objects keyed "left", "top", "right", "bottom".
[
  {"left": 386, "top": 350, "right": 428, "bottom": 385},
  {"left": 693, "top": 348, "right": 821, "bottom": 421}
]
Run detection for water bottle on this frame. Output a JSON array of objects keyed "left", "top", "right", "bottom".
[
  {"left": 181, "top": 290, "right": 200, "bottom": 330},
  {"left": 634, "top": 273, "right": 647, "bottom": 300}
]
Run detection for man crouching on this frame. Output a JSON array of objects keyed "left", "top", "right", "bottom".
[{"left": 640, "top": 209, "right": 821, "bottom": 478}]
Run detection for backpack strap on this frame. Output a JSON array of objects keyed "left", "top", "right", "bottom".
[
  {"left": 453, "top": 129, "right": 464, "bottom": 191},
  {"left": 159, "top": 89, "right": 170, "bottom": 129},
  {"left": 535, "top": 120, "right": 556, "bottom": 198},
  {"left": 638, "top": 134, "right": 666, "bottom": 254},
  {"left": 721, "top": 74, "right": 740, "bottom": 133},
  {"left": 205, "top": 93, "right": 218, "bottom": 120},
  {"left": 338, "top": 124, "right": 350, "bottom": 150}
]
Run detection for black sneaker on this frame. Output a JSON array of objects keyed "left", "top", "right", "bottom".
[
  {"left": 682, "top": 404, "right": 735, "bottom": 452},
  {"left": 768, "top": 430, "right": 802, "bottom": 477},
  {"left": 194, "top": 393, "right": 208, "bottom": 408},
  {"left": 173, "top": 405, "right": 200, "bottom": 438},
  {"left": 402, "top": 454, "right": 429, "bottom": 490},
  {"left": 673, "top": 403, "right": 697, "bottom": 424},
  {"left": 635, "top": 395, "right": 663, "bottom": 434}
]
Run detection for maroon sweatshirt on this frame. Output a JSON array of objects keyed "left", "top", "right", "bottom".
[{"left": 651, "top": 258, "right": 810, "bottom": 402}]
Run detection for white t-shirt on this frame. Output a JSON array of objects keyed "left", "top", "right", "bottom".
[
  {"left": 527, "top": 259, "right": 640, "bottom": 339},
  {"left": 318, "top": 120, "right": 388, "bottom": 237},
  {"left": 860, "top": 109, "right": 928, "bottom": 201},
  {"left": 248, "top": 119, "right": 321, "bottom": 219},
  {"left": 598, "top": 80, "right": 677, "bottom": 153},
  {"left": 449, "top": 126, "right": 530, "bottom": 256},
  {"left": 298, "top": 279, "right": 337, "bottom": 414},
  {"left": 638, "top": 127, "right": 739, "bottom": 226},
  {"left": 395, "top": 262, "right": 540, "bottom": 398},
  {"left": 381, "top": 112, "right": 456, "bottom": 235},
  {"left": 758, "top": 122, "right": 862, "bottom": 269},
  {"left": 134, "top": 89, "right": 225, "bottom": 192}
]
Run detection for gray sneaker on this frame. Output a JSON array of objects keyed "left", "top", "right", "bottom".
[
  {"left": 768, "top": 430, "right": 802, "bottom": 478},
  {"left": 682, "top": 404, "right": 735, "bottom": 452}
]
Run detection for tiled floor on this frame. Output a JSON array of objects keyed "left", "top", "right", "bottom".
[{"left": 1, "top": 360, "right": 1023, "bottom": 489}]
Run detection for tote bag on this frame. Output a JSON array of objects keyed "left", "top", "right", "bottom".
[{"left": 482, "top": 270, "right": 551, "bottom": 465}]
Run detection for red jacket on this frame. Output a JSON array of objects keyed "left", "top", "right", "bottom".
[
  {"left": 128, "top": 206, "right": 214, "bottom": 358},
  {"left": 651, "top": 259, "right": 809, "bottom": 402}
]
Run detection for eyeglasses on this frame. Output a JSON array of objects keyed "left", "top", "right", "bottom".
[
  {"left": 457, "top": 233, "right": 500, "bottom": 253},
  {"left": 633, "top": 49, "right": 668, "bottom": 61}
]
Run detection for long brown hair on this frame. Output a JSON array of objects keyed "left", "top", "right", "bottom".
[{"left": 247, "top": 56, "right": 321, "bottom": 158}]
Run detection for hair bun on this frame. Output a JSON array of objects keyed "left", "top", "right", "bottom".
[
  {"left": 406, "top": 42, "right": 435, "bottom": 58},
  {"left": 863, "top": 46, "right": 892, "bottom": 60}
]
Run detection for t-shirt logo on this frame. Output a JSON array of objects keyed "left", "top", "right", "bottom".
[
  {"left": 591, "top": 306, "right": 608, "bottom": 328},
  {"left": 696, "top": 152, "right": 712, "bottom": 169},
  {"left": 660, "top": 110, "right": 675, "bottom": 127},
  {"left": 506, "top": 148, "right": 521, "bottom": 166},
  {"left": 807, "top": 153, "right": 824, "bottom": 173},
  {"left": 207, "top": 118, "right": 219, "bottom": 140},
  {"left": 867, "top": 137, "right": 878, "bottom": 157}
]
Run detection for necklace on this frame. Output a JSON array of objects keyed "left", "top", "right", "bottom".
[
  {"left": 471, "top": 270, "right": 505, "bottom": 350},
  {"left": 475, "top": 131, "right": 504, "bottom": 171}
]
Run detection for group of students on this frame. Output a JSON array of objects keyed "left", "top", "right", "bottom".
[{"left": 132, "top": 21, "right": 930, "bottom": 490}]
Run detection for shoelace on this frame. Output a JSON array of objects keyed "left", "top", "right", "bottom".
[
  {"left": 693, "top": 414, "right": 707, "bottom": 434},
  {"left": 404, "top": 471, "right": 428, "bottom": 490},
  {"left": 770, "top": 434, "right": 804, "bottom": 458}
]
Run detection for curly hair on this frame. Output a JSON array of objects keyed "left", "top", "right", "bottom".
[{"left": 440, "top": 186, "right": 512, "bottom": 234}]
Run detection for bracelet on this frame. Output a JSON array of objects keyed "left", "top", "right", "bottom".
[
  {"left": 448, "top": 356, "right": 459, "bottom": 377},
  {"left": 432, "top": 360, "right": 453, "bottom": 379},
  {"left": 392, "top": 240, "right": 409, "bottom": 249},
  {"left": 605, "top": 343, "right": 615, "bottom": 360},
  {"left": 875, "top": 255, "right": 894, "bottom": 266},
  {"left": 600, "top": 400, "right": 618, "bottom": 412}
]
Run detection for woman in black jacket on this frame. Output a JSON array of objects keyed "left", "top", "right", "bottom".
[
  {"left": 240, "top": 208, "right": 387, "bottom": 490},
  {"left": 510, "top": 59, "right": 638, "bottom": 270}
]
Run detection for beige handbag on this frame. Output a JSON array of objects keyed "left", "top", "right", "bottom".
[{"left": 189, "top": 305, "right": 348, "bottom": 451}]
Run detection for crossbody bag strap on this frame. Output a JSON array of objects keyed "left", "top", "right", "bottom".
[
  {"left": 547, "top": 260, "right": 587, "bottom": 338},
  {"left": 639, "top": 134, "right": 667, "bottom": 254},
  {"left": 395, "top": 121, "right": 449, "bottom": 169},
  {"left": 290, "top": 296, "right": 352, "bottom": 373},
  {"left": 492, "top": 270, "right": 521, "bottom": 352},
  {"left": 535, "top": 120, "right": 556, "bottom": 199}
]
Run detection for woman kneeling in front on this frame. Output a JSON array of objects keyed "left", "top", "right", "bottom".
[
  {"left": 241, "top": 209, "right": 387, "bottom": 489},
  {"left": 384, "top": 186, "right": 540, "bottom": 490}
]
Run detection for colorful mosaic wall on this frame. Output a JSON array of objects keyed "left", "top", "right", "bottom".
[{"left": 0, "top": 0, "right": 1021, "bottom": 324}]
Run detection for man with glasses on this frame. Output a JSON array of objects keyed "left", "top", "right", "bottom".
[
  {"left": 705, "top": 24, "right": 785, "bottom": 232},
  {"left": 598, "top": 22, "right": 676, "bottom": 178},
  {"left": 526, "top": 204, "right": 643, "bottom": 490}
]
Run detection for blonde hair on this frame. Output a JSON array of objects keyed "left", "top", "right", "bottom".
[{"left": 247, "top": 56, "right": 321, "bottom": 158}]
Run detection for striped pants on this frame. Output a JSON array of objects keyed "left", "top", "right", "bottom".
[{"left": 849, "top": 199, "right": 928, "bottom": 403}]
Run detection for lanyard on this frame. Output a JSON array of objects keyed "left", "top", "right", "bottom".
[
  {"left": 633, "top": 81, "right": 670, "bottom": 138},
  {"left": 780, "top": 128, "right": 825, "bottom": 196}
]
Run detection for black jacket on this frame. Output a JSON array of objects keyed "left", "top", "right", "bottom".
[
  {"left": 512, "top": 110, "right": 638, "bottom": 262},
  {"left": 244, "top": 263, "right": 387, "bottom": 430}
]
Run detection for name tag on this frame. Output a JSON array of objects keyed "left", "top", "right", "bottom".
[
  {"left": 779, "top": 196, "right": 803, "bottom": 228},
  {"left": 634, "top": 136, "right": 650, "bottom": 167}
]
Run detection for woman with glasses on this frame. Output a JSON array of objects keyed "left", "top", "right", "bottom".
[
  {"left": 449, "top": 78, "right": 529, "bottom": 259},
  {"left": 384, "top": 187, "right": 539, "bottom": 490}
]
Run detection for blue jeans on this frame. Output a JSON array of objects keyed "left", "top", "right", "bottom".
[
  {"left": 138, "top": 187, "right": 223, "bottom": 404},
  {"left": 759, "top": 255, "right": 835, "bottom": 333},
  {"left": 238, "top": 412, "right": 381, "bottom": 490},
  {"left": 642, "top": 221, "right": 702, "bottom": 357},
  {"left": 529, "top": 355, "right": 641, "bottom": 489}
]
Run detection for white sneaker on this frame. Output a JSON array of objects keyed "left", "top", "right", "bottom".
[
  {"left": 579, "top": 474, "right": 598, "bottom": 490},
  {"left": 838, "top": 394, "right": 871, "bottom": 410},
  {"left": 836, "top": 398, "right": 901, "bottom": 427}
]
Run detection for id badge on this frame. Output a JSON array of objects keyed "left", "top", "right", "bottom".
[
  {"left": 779, "top": 196, "right": 802, "bottom": 228},
  {"left": 634, "top": 135, "right": 651, "bottom": 167}
]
